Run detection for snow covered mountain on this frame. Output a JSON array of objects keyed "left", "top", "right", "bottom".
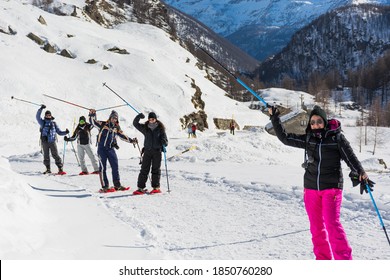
[
  {"left": 163, "top": 0, "right": 390, "bottom": 60},
  {"left": 258, "top": 4, "right": 390, "bottom": 85}
]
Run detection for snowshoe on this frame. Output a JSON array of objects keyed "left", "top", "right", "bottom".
[
  {"left": 114, "top": 186, "right": 130, "bottom": 191},
  {"left": 79, "top": 171, "right": 89, "bottom": 175},
  {"left": 56, "top": 168, "right": 66, "bottom": 175},
  {"left": 133, "top": 188, "right": 148, "bottom": 195},
  {"left": 149, "top": 188, "right": 161, "bottom": 194},
  {"left": 91, "top": 171, "right": 100, "bottom": 175},
  {"left": 99, "top": 187, "right": 115, "bottom": 193},
  {"left": 43, "top": 169, "right": 51, "bottom": 174}
]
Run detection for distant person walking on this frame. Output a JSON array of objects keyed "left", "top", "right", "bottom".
[
  {"left": 64, "top": 116, "right": 99, "bottom": 175},
  {"left": 36, "top": 105, "right": 69, "bottom": 174},
  {"left": 187, "top": 124, "right": 192, "bottom": 138},
  {"left": 268, "top": 105, "right": 373, "bottom": 260},
  {"left": 133, "top": 112, "right": 168, "bottom": 195},
  {"left": 89, "top": 109, "right": 137, "bottom": 192},
  {"left": 230, "top": 120, "right": 235, "bottom": 135},
  {"left": 191, "top": 123, "right": 197, "bottom": 138}
]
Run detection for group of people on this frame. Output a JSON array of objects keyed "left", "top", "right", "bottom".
[
  {"left": 187, "top": 123, "right": 197, "bottom": 138},
  {"left": 37, "top": 103, "right": 374, "bottom": 260},
  {"left": 36, "top": 106, "right": 168, "bottom": 195}
]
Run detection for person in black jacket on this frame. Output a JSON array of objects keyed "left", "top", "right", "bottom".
[
  {"left": 64, "top": 116, "right": 99, "bottom": 175},
  {"left": 269, "top": 105, "right": 370, "bottom": 260},
  {"left": 133, "top": 112, "right": 168, "bottom": 195}
]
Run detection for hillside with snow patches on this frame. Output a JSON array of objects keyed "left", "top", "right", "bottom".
[{"left": 1, "top": 1, "right": 390, "bottom": 262}]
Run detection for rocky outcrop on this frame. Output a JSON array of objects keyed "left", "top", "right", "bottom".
[
  {"left": 27, "top": 32, "right": 45, "bottom": 45},
  {"left": 107, "top": 47, "right": 129, "bottom": 54}
]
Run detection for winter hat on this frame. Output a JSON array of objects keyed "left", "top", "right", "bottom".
[
  {"left": 44, "top": 110, "right": 54, "bottom": 119},
  {"left": 310, "top": 105, "right": 328, "bottom": 127},
  {"left": 109, "top": 110, "right": 119, "bottom": 119},
  {"left": 148, "top": 112, "right": 157, "bottom": 119}
]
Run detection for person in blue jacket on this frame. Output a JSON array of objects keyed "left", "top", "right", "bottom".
[
  {"left": 36, "top": 105, "right": 69, "bottom": 174},
  {"left": 89, "top": 109, "right": 137, "bottom": 192},
  {"left": 133, "top": 112, "right": 168, "bottom": 195}
]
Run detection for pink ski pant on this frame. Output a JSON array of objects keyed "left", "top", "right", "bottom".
[{"left": 304, "top": 188, "right": 352, "bottom": 260}]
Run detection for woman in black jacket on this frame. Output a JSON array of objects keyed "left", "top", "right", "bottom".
[
  {"left": 133, "top": 112, "right": 168, "bottom": 195},
  {"left": 269, "top": 105, "right": 370, "bottom": 260}
]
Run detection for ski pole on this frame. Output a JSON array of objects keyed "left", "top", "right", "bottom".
[
  {"left": 62, "top": 138, "right": 67, "bottom": 165},
  {"left": 96, "top": 104, "right": 127, "bottom": 112},
  {"left": 11, "top": 96, "right": 41, "bottom": 106},
  {"left": 70, "top": 140, "right": 80, "bottom": 166},
  {"left": 366, "top": 183, "right": 390, "bottom": 246},
  {"left": 197, "top": 45, "right": 269, "bottom": 108},
  {"left": 167, "top": 145, "right": 196, "bottom": 160},
  {"left": 163, "top": 146, "right": 170, "bottom": 193},
  {"left": 102, "top": 82, "right": 140, "bottom": 114},
  {"left": 43, "top": 94, "right": 90, "bottom": 110}
]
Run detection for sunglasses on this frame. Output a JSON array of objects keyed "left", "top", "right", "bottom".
[{"left": 310, "top": 119, "right": 324, "bottom": 126}]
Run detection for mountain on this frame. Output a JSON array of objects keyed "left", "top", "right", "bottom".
[
  {"left": 30, "top": 0, "right": 261, "bottom": 99},
  {"left": 257, "top": 4, "right": 390, "bottom": 86},
  {"left": 163, "top": 0, "right": 390, "bottom": 61},
  {"left": 35, "top": 0, "right": 259, "bottom": 72}
]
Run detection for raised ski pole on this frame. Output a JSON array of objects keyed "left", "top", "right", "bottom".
[
  {"left": 102, "top": 82, "right": 140, "bottom": 114},
  {"left": 197, "top": 46, "right": 269, "bottom": 108},
  {"left": 365, "top": 182, "right": 390, "bottom": 246},
  {"left": 44, "top": 93, "right": 126, "bottom": 112},
  {"left": 43, "top": 94, "right": 90, "bottom": 110},
  {"left": 96, "top": 104, "right": 127, "bottom": 112},
  {"left": 163, "top": 146, "right": 170, "bottom": 193},
  {"left": 11, "top": 96, "right": 41, "bottom": 106}
]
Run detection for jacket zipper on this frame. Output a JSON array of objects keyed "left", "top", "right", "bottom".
[{"left": 317, "top": 139, "right": 323, "bottom": 190}]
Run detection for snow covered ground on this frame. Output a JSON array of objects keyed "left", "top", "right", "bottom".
[{"left": 1, "top": 1, "right": 389, "bottom": 279}]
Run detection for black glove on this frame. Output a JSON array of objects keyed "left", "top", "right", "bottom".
[
  {"left": 89, "top": 109, "right": 96, "bottom": 117},
  {"left": 131, "top": 138, "right": 138, "bottom": 144},
  {"left": 64, "top": 136, "right": 69, "bottom": 141},
  {"left": 40, "top": 104, "right": 46, "bottom": 110},
  {"left": 349, "top": 171, "right": 360, "bottom": 187},
  {"left": 269, "top": 106, "right": 280, "bottom": 119},
  {"left": 65, "top": 129, "right": 69, "bottom": 134},
  {"left": 113, "top": 143, "right": 119, "bottom": 150},
  {"left": 360, "top": 179, "right": 375, "bottom": 195},
  {"left": 139, "top": 113, "right": 145, "bottom": 119}
]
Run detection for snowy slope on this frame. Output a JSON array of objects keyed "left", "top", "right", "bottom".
[{"left": 1, "top": 0, "right": 390, "bottom": 266}]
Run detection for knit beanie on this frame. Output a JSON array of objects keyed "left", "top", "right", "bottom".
[
  {"left": 109, "top": 110, "right": 119, "bottom": 119},
  {"left": 310, "top": 105, "right": 328, "bottom": 127},
  {"left": 148, "top": 112, "right": 157, "bottom": 119}
]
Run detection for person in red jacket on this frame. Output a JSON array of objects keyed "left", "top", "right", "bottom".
[{"left": 191, "top": 123, "right": 197, "bottom": 138}]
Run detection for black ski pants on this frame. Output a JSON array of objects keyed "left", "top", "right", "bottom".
[{"left": 137, "top": 148, "right": 162, "bottom": 189}]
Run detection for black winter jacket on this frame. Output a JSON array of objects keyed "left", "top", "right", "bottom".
[
  {"left": 133, "top": 114, "right": 168, "bottom": 151},
  {"left": 271, "top": 115, "right": 365, "bottom": 191},
  {"left": 68, "top": 123, "right": 93, "bottom": 145}
]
